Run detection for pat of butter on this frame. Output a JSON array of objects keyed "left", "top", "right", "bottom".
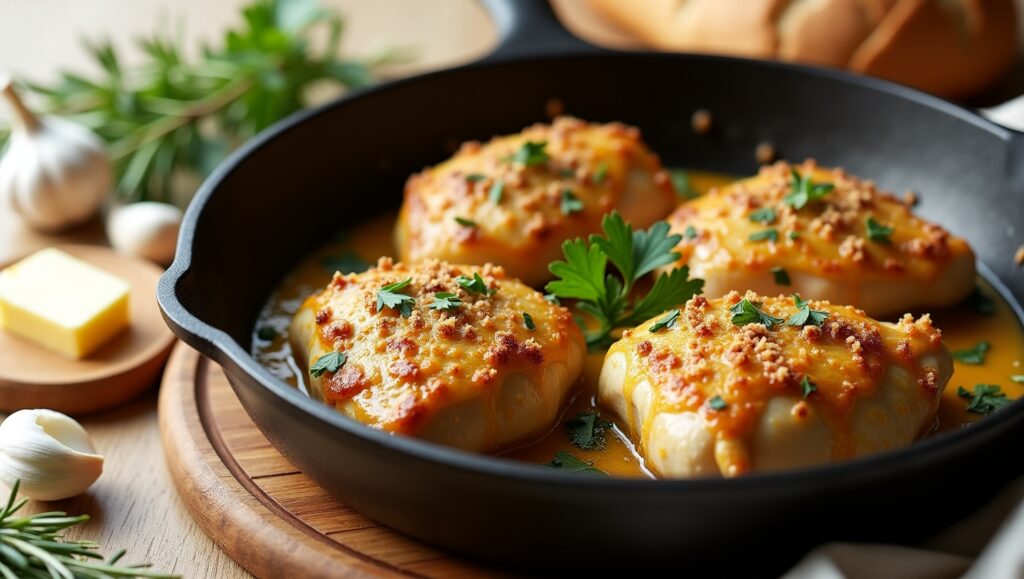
[{"left": 0, "top": 248, "right": 131, "bottom": 358}]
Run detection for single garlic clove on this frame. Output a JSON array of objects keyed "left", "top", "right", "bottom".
[
  {"left": 106, "top": 201, "right": 183, "bottom": 266},
  {"left": 0, "top": 409, "right": 104, "bottom": 501}
]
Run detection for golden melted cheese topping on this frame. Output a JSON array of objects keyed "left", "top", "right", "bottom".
[
  {"left": 605, "top": 291, "right": 949, "bottom": 477},
  {"left": 665, "top": 160, "right": 975, "bottom": 315},
  {"left": 292, "top": 258, "right": 585, "bottom": 451},
  {"left": 397, "top": 116, "right": 677, "bottom": 286}
]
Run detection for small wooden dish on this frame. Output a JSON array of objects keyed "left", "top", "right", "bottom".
[{"left": 0, "top": 244, "right": 175, "bottom": 414}]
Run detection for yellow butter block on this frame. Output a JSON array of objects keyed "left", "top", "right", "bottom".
[{"left": 0, "top": 248, "right": 131, "bottom": 358}]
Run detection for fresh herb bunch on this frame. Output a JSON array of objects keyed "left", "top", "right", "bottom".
[
  {"left": 0, "top": 0, "right": 403, "bottom": 204},
  {"left": 546, "top": 212, "right": 704, "bottom": 348},
  {"left": 0, "top": 481, "right": 176, "bottom": 578}
]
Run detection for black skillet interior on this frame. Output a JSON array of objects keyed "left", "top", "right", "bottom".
[{"left": 158, "top": 0, "right": 1024, "bottom": 573}]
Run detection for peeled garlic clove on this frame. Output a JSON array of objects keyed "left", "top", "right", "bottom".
[
  {"left": 106, "top": 202, "right": 183, "bottom": 266},
  {"left": 0, "top": 409, "right": 104, "bottom": 501},
  {"left": 0, "top": 76, "right": 112, "bottom": 232}
]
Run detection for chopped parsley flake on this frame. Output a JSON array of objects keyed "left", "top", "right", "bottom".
[
  {"left": 749, "top": 229, "right": 779, "bottom": 243},
  {"left": 952, "top": 340, "right": 990, "bottom": 365},
  {"left": 376, "top": 278, "right": 416, "bottom": 317},
  {"left": 771, "top": 266, "right": 790, "bottom": 286},
  {"left": 523, "top": 311, "right": 536, "bottom": 330},
  {"left": 454, "top": 216, "right": 477, "bottom": 227},
  {"left": 456, "top": 272, "right": 496, "bottom": 295},
  {"left": 865, "top": 216, "right": 894, "bottom": 243},
  {"left": 466, "top": 173, "right": 486, "bottom": 182},
  {"left": 310, "top": 351, "right": 347, "bottom": 378},
  {"left": 788, "top": 231, "right": 801, "bottom": 240},
  {"left": 560, "top": 189, "right": 584, "bottom": 215},
  {"left": 488, "top": 179, "right": 504, "bottom": 204},
  {"left": 429, "top": 292, "right": 462, "bottom": 311},
  {"left": 546, "top": 451, "right": 608, "bottom": 476},
  {"left": 592, "top": 162, "right": 609, "bottom": 184},
  {"left": 801, "top": 375, "right": 817, "bottom": 398},
  {"left": 684, "top": 225, "right": 698, "bottom": 240},
  {"left": 957, "top": 384, "right": 1010, "bottom": 415},
  {"left": 785, "top": 169, "right": 834, "bottom": 210},
  {"left": 708, "top": 396, "right": 728, "bottom": 411},
  {"left": 511, "top": 140, "right": 549, "bottom": 166},
  {"left": 787, "top": 294, "right": 829, "bottom": 327},
  {"left": 730, "top": 299, "right": 784, "bottom": 329},
  {"left": 565, "top": 411, "right": 612, "bottom": 451},
  {"left": 670, "top": 168, "right": 699, "bottom": 199},
  {"left": 649, "top": 309, "right": 680, "bottom": 333},
  {"left": 749, "top": 207, "right": 777, "bottom": 224}
]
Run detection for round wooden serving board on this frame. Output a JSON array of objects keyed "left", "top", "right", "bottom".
[
  {"left": 0, "top": 244, "right": 175, "bottom": 414},
  {"left": 158, "top": 343, "right": 510, "bottom": 578}
]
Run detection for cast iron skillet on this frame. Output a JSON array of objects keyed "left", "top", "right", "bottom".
[{"left": 158, "top": 0, "right": 1024, "bottom": 573}]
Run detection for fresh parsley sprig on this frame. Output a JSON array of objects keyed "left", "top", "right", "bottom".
[
  {"left": 787, "top": 294, "right": 829, "bottom": 327},
  {"left": 785, "top": 169, "right": 833, "bottom": 210},
  {"left": 952, "top": 340, "right": 990, "bottom": 365},
  {"left": 958, "top": 384, "right": 1010, "bottom": 415},
  {"left": 545, "top": 212, "right": 704, "bottom": 348},
  {"left": 376, "top": 278, "right": 416, "bottom": 317},
  {"left": 730, "top": 299, "right": 784, "bottom": 329},
  {"left": 546, "top": 451, "right": 608, "bottom": 476},
  {"left": 565, "top": 411, "right": 612, "bottom": 451}
]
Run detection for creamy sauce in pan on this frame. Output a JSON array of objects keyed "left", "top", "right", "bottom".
[{"left": 253, "top": 171, "right": 1024, "bottom": 478}]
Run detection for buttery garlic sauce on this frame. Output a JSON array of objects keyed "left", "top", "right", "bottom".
[{"left": 253, "top": 171, "right": 1024, "bottom": 478}]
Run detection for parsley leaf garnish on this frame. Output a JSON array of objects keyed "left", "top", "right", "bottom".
[
  {"left": 376, "top": 278, "right": 416, "bottom": 317},
  {"left": 800, "top": 375, "right": 817, "bottom": 398},
  {"left": 565, "top": 411, "right": 612, "bottom": 451},
  {"left": 466, "top": 173, "right": 486, "bottom": 182},
  {"left": 545, "top": 212, "right": 704, "bottom": 348},
  {"left": 523, "top": 312, "right": 536, "bottom": 330},
  {"left": 322, "top": 252, "right": 370, "bottom": 274},
  {"left": 560, "top": 189, "right": 584, "bottom": 215},
  {"left": 670, "top": 168, "right": 699, "bottom": 199},
  {"left": 429, "top": 292, "right": 462, "bottom": 311},
  {"left": 771, "top": 266, "right": 790, "bottom": 286},
  {"left": 454, "top": 216, "right": 477, "bottom": 227},
  {"left": 865, "top": 216, "right": 894, "bottom": 243},
  {"left": 749, "top": 229, "right": 779, "bottom": 243},
  {"left": 310, "top": 351, "right": 347, "bottom": 378},
  {"left": 456, "top": 273, "right": 496, "bottom": 295},
  {"left": 511, "top": 141, "right": 549, "bottom": 166},
  {"left": 488, "top": 180, "right": 504, "bottom": 204},
  {"left": 952, "top": 340, "right": 990, "bottom": 365},
  {"left": 546, "top": 450, "right": 608, "bottom": 476},
  {"left": 684, "top": 225, "right": 698, "bottom": 240},
  {"left": 957, "top": 384, "right": 1010, "bottom": 415},
  {"left": 749, "top": 207, "right": 776, "bottom": 224},
  {"left": 964, "top": 286, "right": 995, "bottom": 316},
  {"left": 785, "top": 169, "right": 834, "bottom": 210},
  {"left": 730, "top": 299, "right": 784, "bottom": 329},
  {"left": 649, "top": 309, "right": 680, "bottom": 333},
  {"left": 708, "top": 396, "right": 728, "bottom": 411},
  {"left": 787, "top": 294, "right": 829, "bottom": 327},
  {"left": 592, "top": 162, "right": 609, "bottom": 184}
]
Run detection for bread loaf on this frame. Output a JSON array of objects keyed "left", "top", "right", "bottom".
[{"left": 586, "top": 0, "right": 1017, "bottom": 99}]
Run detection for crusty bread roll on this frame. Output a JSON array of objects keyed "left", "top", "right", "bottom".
[{"left": 586, "top": 0, "right": 1017, "bottom": 99}]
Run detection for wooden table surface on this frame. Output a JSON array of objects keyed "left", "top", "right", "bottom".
[{"left": 0, "top": 2, "right": 629, "bottom": 576}]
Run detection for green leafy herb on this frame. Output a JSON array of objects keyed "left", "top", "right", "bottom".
[
  {"left": 456, "top": 273, "right": 496, "bottom": 295},
  {"left": 749, "top": 229, "right": 779, "bottom": 243},
  {"left": 730, "top": 299, "right": 784, "bottom": 329},
  {"left": 546, "top": 212, "right": 704, "bottom": 348},
  {"left": 592, "top": 162, "right": 609, "bottom": 184},
  {"left": 684, "top": 225, "right": 698, "bottom": 240},
  {"left": 511, "top": 141, "right": 549, "bottom": 166},
  {"left": 708, "top": 396, "right": 728, "bottom": 411},
  {"left": 649, "top": 309, "right": 680, "bottom": 333},
  {"left": 670, "top": 168, "right": 699, "bottom": 199},
  {"left": 952, "top": 340, "right": 990, "bottom": 365},
  {"left": 546, "top": 451, "right": 608, "bottom": 476},
  {"left": 1011, "top": 375, "right": 1024, "bottom": 383},
  {"left": 964, "top": 286, "right": 995, "bottom": 316},
  {"left": 376, "top": 278, "right": 416, "bottom": 317},
  {"left": 0, "top": 481, "right": 177, "bottom": 578},
  {"left": 957, "top": 384, "right": 1010, "bottom": 415},
  {"left": 256, "top": 325, "right": 277, "bottom": 341},
  {"left": 800, "top": 375, "right": 817, "bottom": 398},
  {"left": 310, "top": 351, "right": 347, "bottom": 378},
  {"left": 788, "top": 231, "right": 801, "bottom": 240},
  {"left": 488, "top": 179, "right": 504, "bottom": 204},
  {"left": 0, "top": 0, "right": 403, "bottom": 204},
  {"left": 322, "top": 251, "right": 370, "bottom": 274},
  {"left": 865, "top": 216, "right": 894, "bottom": 244},
  {"left": 560, "top": 189, "right": 584, "bottom": 215},
  {"left": 466, "top": 173, "right": 486, "bottom": 182},
  {"left": 749, "top": 207, "right": 777, "bottom": 224},
  {"left": 787, "top": 294, "right": 829, "bottom": 327},
  {"left": 771, "top": 266, "right": 791, "bottom": 286},
  {"left": 523, "top": 312, "right": 536, "bottom": 330},
  {"left": 565, "top": 411, "right": 612, "bottom": 451},
  {"left": 454, "top": 216, "right": 477, "bottom": 227},
  {"left": 429, "top": 292, "right": 462, "bottom": 311},
  {"left": 785, "top": 169, "right": 834, "bottom": 210}
]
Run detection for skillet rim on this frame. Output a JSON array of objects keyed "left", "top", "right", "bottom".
[{"left": 158, "top": 49, "right": 1024, "bottom": 490}]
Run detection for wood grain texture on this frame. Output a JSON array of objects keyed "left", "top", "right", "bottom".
[
  {"left": 159, "top": 343, "right": 508, "bottom": 578},
  {"left": 0, "top": 244, "right": 176, "bottom": 414}
]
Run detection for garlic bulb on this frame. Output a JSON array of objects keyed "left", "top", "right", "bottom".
[
  {"left": 0, "top": 75, "right": 112, "bottom": 232},
  {"left": 106, "top": 202, "right": 183, "bottom": 265},
  {"left": 0, "top": 409, "right": 103, "bottom": 501}
]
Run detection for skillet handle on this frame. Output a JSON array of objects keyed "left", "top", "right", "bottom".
[{"left": 478, "top": 0, "right": 605, "bottom": 62}]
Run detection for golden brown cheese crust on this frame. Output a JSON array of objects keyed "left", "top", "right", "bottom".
[
  {"left": 665, "top": 160, "right": 975, "bottom": 316},
  {"left": 600, "top": 291, "right": 951, "bottom": 478},
  {"left": 291, "top": 258, "right": 586, "bottom": 452},
  {"left": 396, "top": 116, "right": 677, "bottom": 286}
]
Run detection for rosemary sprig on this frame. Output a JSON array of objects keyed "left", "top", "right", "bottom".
[
  {"left": 0, "top": 481, "right": 177, "bottom": 578},
  {"left": 0, "top": 0, "right": 406, "bottom": 205}
]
